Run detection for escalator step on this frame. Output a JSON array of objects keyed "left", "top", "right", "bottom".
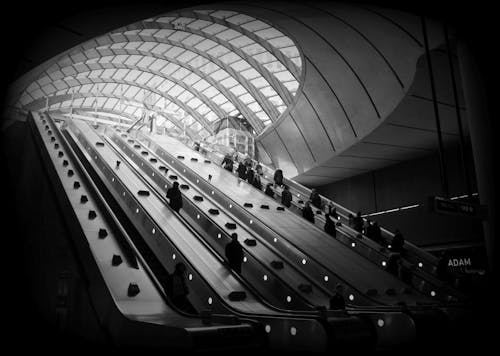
[{"left": 244, "top": 203, "right": 253, "bottom": 208}]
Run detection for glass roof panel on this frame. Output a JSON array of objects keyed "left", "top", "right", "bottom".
[
  {"left": 219, "top": 76, "right": 238, "bottom": 88},
  {"left": 182, "top": 72, "right": 201, "bottom": 86},
  {"left": 157, "top": 80, "right": 175, "bottom": 92},
  {"left": 205, "top": 111, "right": 218, "bottom": 122},
  {"left": 209, "top": 69, "right": 229, "bottom": 81},
  {"left": 241, "top": 20, "right": 269, "bottom": 32},
  {"left": 124, "top": 42, "right": 141, "bottom": 50},
  {"left": 252, "top": 52, "right": 274, "bottom": 64},
  {"left": 137, "top": 42, "right": 157, "bottom": 52},
  {"left": 196, "top": 104, "right": 210, "bottom": 116},
  {"left": 161, "top": 63, "right": 181, "bottom": 76},
  {"left": 176, "top": 50, "right": 198, "bottom": 63},
  {"left": 186, "top": 97, "right": 202, "bottom": 109},
  {"left": 268, "top": 94, "right": 284, "bottom": 106},
  {"left": 239, "top": 68, "right": 260, "bottom": 80},
  {"left": 123, "top": 70, "right": 141, "bottom": 82},
  {"left": 291, "top": 57, "right": 302, "bottom": 67},
  {"left": 260, "top": 86, "right": 278, "bottom": 97},
  {"left": 273, "top": 70, "right": 295, "bottom": 82},
  {"left": 170, "top": 67, "right": 191, "bottom": 81},
  {"left": 136, "top": 72, "right": 154, "bottom": 85},
  {"left": 220, "top": 101, "right": 236, "bottom": 113},
  {"left": 226, "top": 13, "right": 254, "bottom": 25},
  {"left": 247, "top": 102, "right": 262, "bottom": 112},
  {"left": 136, "top": 56, "right": 156, "bottom": 68},
  {"left": 113, "top": 68, "right": 129, "bottom": 80},
  {"left": 250, "top": 77, "right": 268, "bottom": 89},
  {"left": 186, "top": 19, "right": 212, "bottom": 30},
  {"left": 218, "top": 52, "right": 240, "bottom": 65},
  {"left": 267, "top": 36, "right": 295, "bottom": 48},
  {"left": 211, "top": 93, "right": 227, "bottom": 105},
  {"left": 206, "top": 44, "right": 230, "bottom": 58},
  {"left": 191, "top": 79, "right": 210, "bottom": 92},
  {"left": 150, "top": 42, "right": 171, "bottom": 54},
  {"left": 194, "top": 38, "right": 218, "bottom": 52},
  {"left": 229, "top": 59, "right": 251, "bottom": 72},
  {"left": 181, "top": 34, "right": 205, "bottom": 47},
  {"left": 202, "top": 86, "right": 219, "bottom": 98},
  {"left": 177, "top": 90, "right": 194, "bottom": 102},
  {"left": 164, "top": 46, "right": 185, "bottom": 58},
  {"left": 254, "top": 27, "right": 283, "bottom": 40},
  {"left": 149, "top": 58, "right": 168, "bottom": 71},
  {"left": 282, "top": 80, "right": 299, "bottom": 92},
  {"left": 168, "top": 31, "right": 191, "bottom": 42},
  {"left": 228, "top": 35, "right": 254, "bottom": 48},
  {"left": 188, "top": 55, "right": 209, "bottom": 68},
  {"left": 229, "top": 84, "right": 246, "bottom": 96},
  {"left": 216, "top": 28, "right": 241, "bottom": 41},
  {"left": 238, "top": 93, "right": 254, "bottom": 105},
  {"left": 157, "top": 16, "right": 177, "bottom": 23},
  {"left": 202, "top": 23, "right": 226, "bottom": 35},
  {"left": 190, "top": 121, "right": 202, "bottom": 131},
  {"left": 167, "top": 84, "right": 184, "bottom": 97}
]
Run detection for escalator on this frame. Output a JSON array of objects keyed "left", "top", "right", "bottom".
[{"left": 29, "top": 111, "right": 262, "bottom": 351}]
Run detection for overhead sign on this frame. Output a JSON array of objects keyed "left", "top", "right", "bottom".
[{"left": 428, "top": 196, "right": 488, "bottom": 219}]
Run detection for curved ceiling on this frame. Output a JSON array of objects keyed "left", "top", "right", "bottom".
[{"left": 12, "top": 8, "right": 304, "bottom": 138}]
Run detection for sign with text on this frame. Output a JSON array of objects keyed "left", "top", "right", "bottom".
[{"left": 428, "top": 196, "right": 487, "bottom": 219}]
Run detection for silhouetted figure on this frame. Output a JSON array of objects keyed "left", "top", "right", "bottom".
[
  {"left": 166, "top": 181, "right": 183, "bottom": 213},
  {"left": 386, "top": 253, "right": 400, "bottom": 276},
  {"left": 353, "top": 211, "right": 364, "bottom": 233},
  {"left": 302, "top": 201, "right": 315, "bottom": 224},
  {"left": 372, "top": 221, "right": 383, "bottom": 246},
  {"left": 264, "top": 183, "right": 274, "bottom": 198},
  {"left": 390, "top": 229, "right": 405, "bottom": 254},
  {"left": 252, "top": 174, "right": 262, "bottom": 190},
  {"left": 324, "top": 213, "right": 336, "bottom": 238},
  {"left": 328, "top": 204, "right": 339, "bottom": 220},
  {"left": 237, "top": 162, "right": 247, "bottom": 183},
  {"left": 246, "top": 167, "right": 254, "bottom": 184},
  {"left": 348, "top": 213, "right": 354, "bottom": 228},
  {"left": 255, "top": 163, "right": 263, "bottom": 176},
  {"left": 168, "top": 262, "right": 192, "bottom": 313},
  {"left": 225, "top": 233, "right": 244, "bottom": 273},
  {"left": 363, "top": 219, "right": 371, "bottom": 236},
  {"left": 398, "top": 258, "right": 413, "bottom": 285},
  {"left": 310, "top": 188, "right": 322, "bottom": 209},
  {"left": 274, "top": 169, "right": 283, "bottom": 187},
  {"left": 222, "top": 155, "right": 233, "bottom": 172},
  {"left": 281, "top": 185, "right": 292, "bottom": 208},
  {"left": 329, "top": 284, "right": 346, "bottom": 310}
]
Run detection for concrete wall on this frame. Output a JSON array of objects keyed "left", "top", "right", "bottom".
[{"left": 317, "top": 140, "right": 483, "bottom": 247}]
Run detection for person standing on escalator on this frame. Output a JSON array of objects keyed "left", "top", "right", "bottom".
[
  {"left": 166, "top": 181, "right": 183, "bottom": 213},
  {"left": 237, "top": 162, "right": 247, "bottom": 184},
  {"left": 273, "top": 169, "right": 283, "bottom": 187},
  {"left": 302, "top": 201, "right": 315, "bottom": 224},
  {"left": 329, "top": 284, "right": 346, "bottom": 310},
  {"left": 281, "top": 185, "right": 292, "bottom": 208},
  {"left": 225, "top": 233, "right": 244, "bottom": 274}
]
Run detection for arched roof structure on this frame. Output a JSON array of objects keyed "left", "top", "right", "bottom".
[{"left": 7, "top": 1, "right": 457, "bottom": 185}]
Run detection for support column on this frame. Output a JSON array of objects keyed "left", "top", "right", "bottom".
[{"left": 457, "top": 40, "right": 496, "bottom": 277}]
